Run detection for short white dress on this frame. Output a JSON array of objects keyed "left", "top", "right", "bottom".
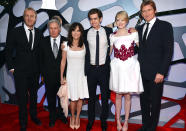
[
  {"left": 109, "top": 31, "right": 143, "bottom": 94},
  {"left": 63, "top": 42, "right": 89, "bottom": 101}
]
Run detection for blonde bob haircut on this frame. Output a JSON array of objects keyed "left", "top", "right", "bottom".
[
  {"left": 23, "top": 7, "right": 37, "bottom": 18},
  {"left": 115, "top": 11, "right": 129, "bottom": 24}
]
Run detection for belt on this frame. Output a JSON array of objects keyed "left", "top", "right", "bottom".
[{"left": 90, "top": 64, "right": 105, "bottom": 68}]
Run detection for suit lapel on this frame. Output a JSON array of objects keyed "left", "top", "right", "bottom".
[
  {"left": 49, "top": 36, "right": 64, "bottom": 60},
  {"left": 138, "top": 24, "right": 145, "bottom": 46},
  {"left": 21, "top": 26, "right": 29, "bottom": 44},
  {"left": 21, "top": 26, "right": 39, "bottom": 50},
  {"left": 32, "top": 28, "right": 38, "bottom": 50},
  {"left": 146, "top": 19, "right": 159, "bottom": 42},
  {"left": 56, "top": 36, "right": 63, "bottom": 59},
  {"left": 46, "top": 37, "right": 56, "bottom": 59}
]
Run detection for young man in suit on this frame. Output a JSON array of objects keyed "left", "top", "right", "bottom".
[
  {"left": 39, "top": 18, "right": 67, "bottom": 127},
  {"left": 5, "top": 8, "right": 43, "bottom": 131},
  {"left": 137, "top": 1, "right": 174, "bottom": 131},
  {"left": 84, "top": 8, "right": 113, "bottom": 131}
]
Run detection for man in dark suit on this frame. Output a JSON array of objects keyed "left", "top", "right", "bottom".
[
  {"left": 39, "top": 18, "right": 67, "bottom": 127},
  {"left": 5, "top": 8, "right": 43, "bottom": 131},
  {"left": 84, "top": 8, "right": 112, "bottom": 131},
  {"left": 137, "top": 1, "right": 174, "bottom": 131}
]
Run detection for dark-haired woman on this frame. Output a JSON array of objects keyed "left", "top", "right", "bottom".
[{"left": 60, "top": 22, "right": 89, "bottom": 130}]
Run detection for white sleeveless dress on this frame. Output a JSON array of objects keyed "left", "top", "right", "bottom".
[
  {"left": 109, "top": 31, "right": 143, "bottom": 94},
  {"left": 63, "top": 42, "right": 89, "bottom": 101}
]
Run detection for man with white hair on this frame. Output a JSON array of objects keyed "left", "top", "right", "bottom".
[{"left": 39, "top": 18, "right": 67, "bottom": 127}]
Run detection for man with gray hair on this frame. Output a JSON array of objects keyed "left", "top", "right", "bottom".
[{"left": 39, "top": 18, "right": 67, "bottom": 127}]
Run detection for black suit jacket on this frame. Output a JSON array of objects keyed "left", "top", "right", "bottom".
[
  {"left": 84, "top": 26, "right": 113, "bottom": 75},
  {"left": 137, "top": 18, "right": 174, "bottom": 80},
  {"left": 0, "top": 49, "right": 5, "bottom": 68},
  {"left": 5, "top": 26, "right": 43, "bottom": 74},
  {"left": 39, "top": 35, "right": 67, "bottom": 80}
]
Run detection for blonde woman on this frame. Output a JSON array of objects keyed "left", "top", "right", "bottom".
[{"left": 109, "top": 11, "right": 143, "bottom": 131}]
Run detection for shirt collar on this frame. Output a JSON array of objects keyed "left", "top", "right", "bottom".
[
  {"left": 24, "top": 23, "right": 34, "bottom": 31},
  {"left": 92, "top": 26, "right": 103, "bottom": 32},
  {"left": 147, "top": 17, "right": 156, "bottom": 26},
  {"left": 51, "top": 35, "right": 60, "bottom": 42}
]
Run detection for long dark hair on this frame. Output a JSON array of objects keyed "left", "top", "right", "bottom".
[{"left": 67, "top": 22, "right": 84, "bottom": 48}]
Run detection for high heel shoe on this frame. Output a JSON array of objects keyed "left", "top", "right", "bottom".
[
  {"left": 116, "top": 117, "right": 122, "bottom": 131},
  {"left": 70, "top": 117, "right": 75, "bottom": 129},
  {"left": 122, "top": 119, "right": 128, "bottom": 131},
  {"left": 75, "top": 118, "right": 80, "bottom": 130}
]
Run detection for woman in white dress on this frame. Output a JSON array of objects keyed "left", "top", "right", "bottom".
[
  {"left": 60, "top": 22, "right": 89, "bottom": 130},
  {"left": 109, "top": 11, "right": 143, "bottom": 131}
]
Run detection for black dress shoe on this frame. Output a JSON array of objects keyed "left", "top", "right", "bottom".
[
  {"left": 137, "top": 126, "right": 147, "bottom": 131},
  {"left": 86, "top": 126, "right": 91, "bottom": 131},
  {"left": 49, "top": 120, "right": 55, "bottom": 127},
  {"left": 101, "top": 120, "right": 107, "bottom": 131},
  {"left": 58, "top": 115, "right": 68, "bottom": 124},
  {"left": 86, "top": 122, "right": 93, "bottom": 131},
  {"left": 20, "top": 127, "right": 26, "bottom": 131},
  {"left": 31, "top": 117, "right": 42, "bottom": 126},
  {"left": 101, "top": 127, "right": 107, "bottom": 131}
]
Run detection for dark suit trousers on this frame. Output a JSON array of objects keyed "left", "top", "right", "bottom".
[
  {"left": 14, "top": 72, "right": 39, "bottom": 127},
  {"left": 87, "top": 65, "right": 109, "bottom": 127},
  {"left": 140, "top": 77, "right": 163, "bottom": 131},
  {"left": 44, "top": 73, "right": 62, "bottom": 122}
]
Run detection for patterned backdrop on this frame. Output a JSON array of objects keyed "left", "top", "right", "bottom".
[{"left": 0, "top": 0, "right": 186, "bottom": 125}]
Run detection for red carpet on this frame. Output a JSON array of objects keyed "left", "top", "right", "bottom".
[
  {"left": 0, "top": 93, "right": 185, "bottom": 131},
  {"left": 0, "top": 102, "right": 185, "bottom": 131}
]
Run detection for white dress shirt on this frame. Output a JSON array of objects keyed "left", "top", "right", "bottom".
[
  {"left": 87, "top": 27, "right": 108, "bottom": 65},
  {"left": 50, "top": 35, "right": 60, "bottom": 50},
  {"left": 24, "top": 24, "right": 35, "bottom": 50},
  {"left": 143, "top": 17, "right": 156, "bottom": 39},
  {"left": 10, "top": 24, "right": 35, "bottom": 71}
]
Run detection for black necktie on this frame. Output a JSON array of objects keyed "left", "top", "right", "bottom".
[
  {"left": 53, "top": 39, "right": 58, "bottom": 58},
  {"left": 95, "top": 31, "right": 99, "bottom": 65},
  {"left": 28, "top": 29, "right": 33, "bottom": 49},
  {"left": 142, "top": 23, "right": 150, "bottom": 43}
]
